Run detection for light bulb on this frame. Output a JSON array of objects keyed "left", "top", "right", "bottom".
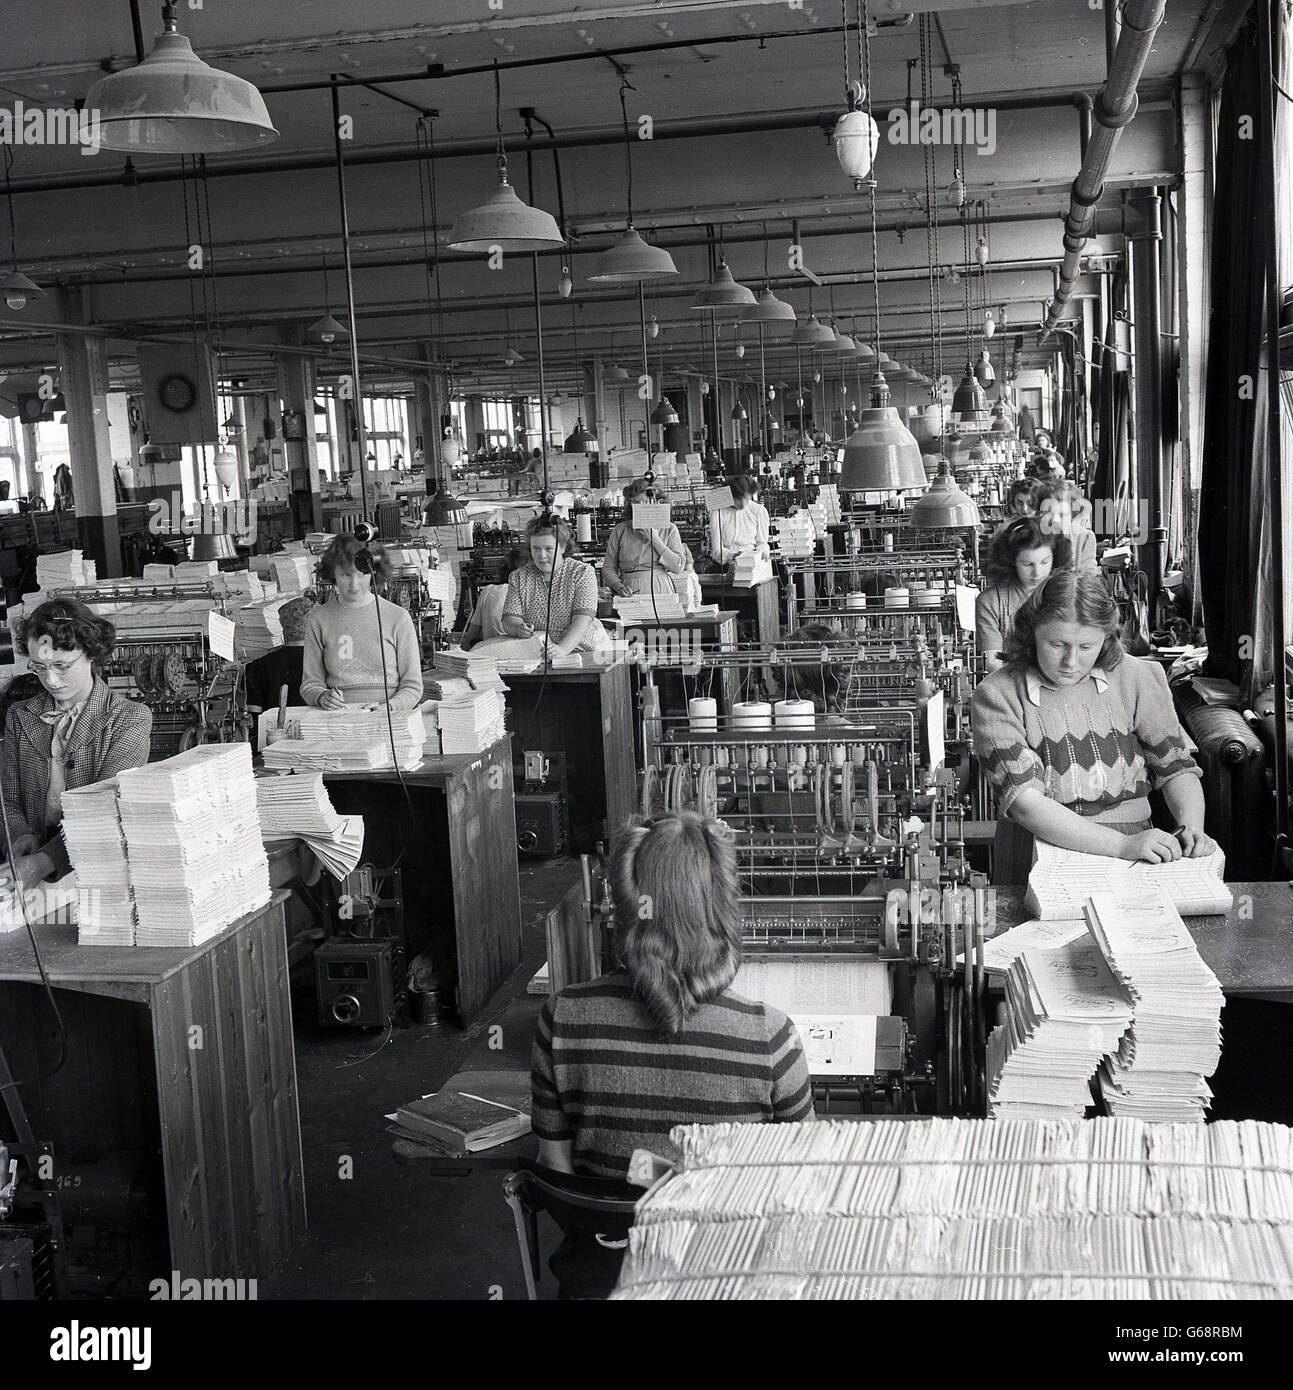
[
  {"left": 975, "top": 236, "right": 989, "bottom": 267},
  {"left": 320, "top": 327, "right": 336, "bottom": 343},
  {"left": 700, "top": 381, "right": 710, "bottom": 395},
  {"left": 5, "top": 293, "right": 26, "bottom": 311},
  {"left": 768, "top": 386, "right": 776, "bottom": 400},
  {"left": 648, "top": 315, "right": 660, "bottom": 339},
  {"left": 984, "top": 311, "right": 996, "bottom": 338},
  {"left": 813, "top": 370, "right": 821, "bottom": 383},
  {"left": 999, "top": 306, "right": 1009, "bottom": 327},
  {"left": 558, "top": 267, "right": 573, "bottom": 298},
  {"left": 948, "top": 175, "right": 966, "bottom": 208},
  {"left": 736, "top": 342, "right": 745, "bottom": 359}
]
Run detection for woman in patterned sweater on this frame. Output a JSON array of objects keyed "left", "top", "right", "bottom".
[
  {"left": 971, "top": 569, "right": 1217, "bottom": 884},
  {"left": 502, "top": 514, "right": 608, "bottom": 655}
]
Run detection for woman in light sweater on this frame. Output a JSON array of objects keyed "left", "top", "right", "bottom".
[
  {"left": 976, "top": 516, "right": 1073, "bottom": 674},
  {"left": 301, "top": 535, "right": 424, "bottom": 712}
]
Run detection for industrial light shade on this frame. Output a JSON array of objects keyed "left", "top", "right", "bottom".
[
  {"left": 425, "top": 484, "right": 468, "bottom": 526},
  {"left": 603, "top": 361, "right": 631, "bottom": 382},
  {"left": 973, "top": 348, "right": 996, "bottom": 387},
  {"left": 855, "top": 340, "right": 876, "bottom": 362},
  {"left": 952, "top": 364, "right": 988, "bottom": 421},
  {"left": 741, "top": 286, "right": 797, "bottom": 322},
  {"left": 792, "top": 314, "right": 835, "bottom": 347},
  {"left": 503, "top": 346, "right": 525, "bottom": 365},
  {"left": 829, "top": 327, "right": 858, "bottom": 354},
  {"left": 651, "top": 396, "right": 679, "bottom": 426},
  {"left": 989, "top": 401, "right": 1015, "bottom": 436},
  {"left": 212, "top": 447, "right": 239, "bottom": 493},
  {"left": 910, "top": 467, "right": 982, "bottom": 527},
  {"left": 308, "top": 313, "right": 347, "bottom": 344},
  {"left": 879, "top": 353, "right": 902, "bottom": 375},
  {"left": 0, "top": 269, "right": 45, "bottom": 311},
  {"left": 690, "top": 260, "right": 756, "bottom": 312},
  {"left": 832, "top": 108, "right": 882, "bottom": 189},
  {"left": 730, "top": 401, "right": 748, "bottom": 421},
  {"left": 586, "top": 226, "right": 677, "bottom": 281},
  {"left": 839, "top": 374, "right": 926, "bottom": 493},
  {"left": 83, "top": 17, "right": 280, "bottom": 154},
  {"left": 448, "top": 159, "right": 565, "bottom": 253},
  {"left": 564, "top": 418, "right": 599, "bottom": 453}
]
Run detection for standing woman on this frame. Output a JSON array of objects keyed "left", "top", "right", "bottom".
[
  {"left": 602, "top": 479, "right": 689, "bottom": 597},
  {"left": 301, "top": 535, "right": 424, "bottom": 711},
  {"left": 708, "top": 475, "right": 771, "bottom": 567},
  {"left": 502, "top": 514, "right": 609, "bottom": 655},
  {"left": 972, "top": 569, "right": 1216, "bottom": 885},
  {"left": 2, "top": 599, "right": 152, "bottom": 888},
  {"left": 976, "top": 516, "right": 1073, "bottom": 674}
]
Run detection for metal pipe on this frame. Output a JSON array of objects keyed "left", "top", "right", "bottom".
[
  {"left": 1074, "top": 92, "right": 1093, "bottom": 158},
  {"left": 1041, "top": 0, "right": 1167, "bottom": 338},
  {"left": 128, "top": 0, "right": 146, "bottom": 64},
  {"left": 331, "top": 79, "right": 369, "bottom": 520},
  {"left": 1130, "top": 191, "right": 1166, "bottom": 608},
  {"left": 1105, "top": 0, "right": 1122, "bottom": 70}
]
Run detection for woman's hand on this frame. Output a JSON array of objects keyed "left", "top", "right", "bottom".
[
  {"left": 1175, "top": 826, "right": 1219, "bottom": 858},
  {"left": 319, "top": 689, "right": 347, "bottom": 711},
  {"left": 1118, "top": 829, "right": 1183, "bottom": 864},
  {"left": 8, "top": 835, "right": 38, "bottom": 860},
  {"left": 1, "top": 853, "right": 56, "bottom": 890}
]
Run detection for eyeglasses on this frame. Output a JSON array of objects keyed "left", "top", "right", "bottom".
[{"left": 29, "top": 651, "right": 85, "bottom": 678}]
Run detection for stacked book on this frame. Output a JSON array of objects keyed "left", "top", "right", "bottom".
[
  {"left": 60, "top": 780, "right": 137, "bottom": 946},
  {"left": 1026, "top": 840, "right": 1231, "bottom": 920},
  {"left": 256, "top": 772, "right": 365, "bottom": 878},
  {"left": 432, "top": 688, "right": 506, "bottom": 755},
  {"left": 986, "top": 933, "right": 1133, "bottom": 1119},
  {"left": 389, "top": 1070, "right": 531, "bottom": 1155},
  {"left": 771, "top": 513, "right": 815, "bottom": 559},
  {"left": 1085, "top": 888, "right": 1224, "bottom": 1122},
  {"left": 116, "top": 744, "right": 272, "bottom": 947}
]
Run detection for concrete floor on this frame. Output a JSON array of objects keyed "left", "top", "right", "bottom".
[{"left": 261, "top": 856, "right": 580, "bottom": 1301}]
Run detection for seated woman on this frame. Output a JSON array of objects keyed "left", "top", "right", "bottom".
[
  {"left": 502, "top": 514, "right": 609, "bottom": 656},
  {"left": 603, "top": 479, "right": 689, "bottom": 597},
  {"left": 2, "top": 599, "right": 152, "bottom": 888},
  {"left": 976, "top": 516, "right": 1073, "bottom": 675},
  {"left": 531, "top": 811, "right": 814, "bottom": 1294},
  {"left": 459, "top": 548, "right": 523, "bottom": 651},
  {"left": 971, "top": 569, "right": 1216, "bottom": 884},
  {"left": 708, "top": 475, "right": 771, "bottom": 567},
  {"left": 1038, "top": 479, "right": 1098, "bottom": 571},
  {"left": 300, "top": 535, "right": 424, "bottom": 711},
  {"left": 1004, "top": 477, "right": 1046, "bottom": 518}
]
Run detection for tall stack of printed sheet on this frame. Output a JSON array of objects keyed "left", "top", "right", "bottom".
[
  {"left": 235, "top": 597, "right": 290, "bottom": 658},
  {"left": 60, "top": 780, "right": 136, "bottom": 946},
  {"left": 255, "top": 772, "right": 364, "bottom": 878},
  {"left": 116, "top": 743, "right": 271, "bottom": 946},
  {"left": 614, "top": 593, "right": 686, "bottom": 622},
  {"left": 770, "top": 513, "right": 815, "bottom": 559},
  {"left": 986, "top": 933, "right": 1133, "bottom": 1119},
  {"left": 1085, "top": 888, "right": 1224, "bottom": 1122},
  {"left": 431, "top": 687, "right": 506, "bottom": 755},
  {"left": 271, "top": 553, "right": 315, "bottom": 596},
  {"left": 37, "top": 550, "right": 91, "bottom": 590},
  {"left": 435, "top": 647, "right": 513, "bottom": 685},
  {"left": 260, "top": 706, "right": 426, "bottom": 770},
  {"left": 611, "top": 1117, "right": 1293, "bottom": 1300},
  {"left": 175, "top": 559, "right": 218, "bottom": 582}
]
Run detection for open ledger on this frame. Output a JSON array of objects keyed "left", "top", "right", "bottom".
[
  {"left": 1026, "top": 839, "right": 1230, "bottom": 920},
  {"left": 390, "top": 1070, "right": 531, "bottom": 1154}
]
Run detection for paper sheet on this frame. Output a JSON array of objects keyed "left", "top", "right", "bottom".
[
  {"left": 792, "top": 1015, "right": 878, "bottom": 1076},
  {"left": 705, "top": 486, "right": 735, "bottom": 512},
  {"left": 954, "top": 583, "right": 979, "bottom": 634},
  {"left": 735, "top": 958, "right": 892, "bottom": 1015},
  {"left": 925, "top": 688, "right": 945, "bottom": 772},
  {"left": 207, "top": 610, "right": 237, "bottom": 661},
  {"left": 632, "top": 502, "right": 672, "bottom": 529}
]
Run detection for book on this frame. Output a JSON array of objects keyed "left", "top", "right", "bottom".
[
  {"left": 1025, "top": 840, "right": 1230, "bottom": 920},
  {"left": 394, "top": 1070, "right": 531, "bottom": 1153}
]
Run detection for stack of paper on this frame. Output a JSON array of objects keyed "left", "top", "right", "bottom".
[
  {"left": 986, "top": 934, "right": 1134, "bottom": 1119},
  {"left": 256, "top": 775, "right": 366, "bottom": 878},
  {"left": 0, "top": 873, "right": 80, "bottom": 935},
  {"left": 731, "top": 554, "right": 773, "bottom": 586},
  {"left": 37, "top": 550, "right": 87, "bottom": 590},
  {"left": 142, "top": 563, "right": 176, "bottom": 582},
  {"left": 1026, "top": 840, "right": 1231, "bottom": 920},
  {"left": 60, "top": 780, "right": 137, "bottom": 946},
  {"left": 175, "top": 559, "right": 218, "bottom": 582},
  {"left": 271, "top": 554, "right": 315, "bottom": 596},
  {"left": 614, "top": 593, "right": 687, "bottom": 622},
  {"left": 1085, "top": 888, "right": 1224, "bottom": 1122},
  {"left": 235, "top": 597, "right": 289, "bottom": 659},
  {"left": 435, "top": 647, "right": 509, "bottom": 685},
  {"left": 433, "top": 688, "right": 507, "bottom": 755},
  {"left": 771, "top": 513, "right": 816, "bottom": 559},
  {"left": 962, "top": 917, "right": 1090, "bottom": 983},
  {"left": 116, "top": 744, "right": 272, "bottom": 947},
  {"left": 266, "top": 706, "right": 426, "bottom": 770},
  {"left": 262, "top": 736, "right": 387, "bottom": 773}
]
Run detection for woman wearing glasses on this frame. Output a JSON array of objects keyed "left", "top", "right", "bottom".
[{"left": 1, "top": 599, "right": 152, "bottom": 888}]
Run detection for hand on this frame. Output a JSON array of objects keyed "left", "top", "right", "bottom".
[
  {"left": 1118, "top": 829, "right": 1183, "bottom": 864},
  {"left": 8, "top": 835, "right": 38, "bottom": 860},
  {"left": 1175, "top": 826, "right": 1219, "bottom": 858},
  {"left": 1, "top": 853, "right": 53, "bottom": 890},
  {"left": 615, "top": 584, "right": 631, "bottom": 598},
  {"left": 319, "top": 689, "right": 347, "bottom": 711},
  {"left": 516, "top": 622, "right": 535, "bottom": 639}
]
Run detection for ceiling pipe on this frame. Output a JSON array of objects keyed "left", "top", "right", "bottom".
[{"left": 1041, "top": 0, "right": 1166, "bottom": 339}]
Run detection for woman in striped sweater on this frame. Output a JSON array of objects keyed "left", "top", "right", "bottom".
[{"left": 971, "top": 569, "right": 1216, "bottom": 884}]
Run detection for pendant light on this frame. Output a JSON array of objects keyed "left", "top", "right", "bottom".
[
  {"left": 793, "top": 312, "right": 835, "bottom": 348},
  {"left": 952, "top": 362, "right": 987, "bottom": 421},
  {"left": 564, "top": 418, "right": 599, "bottom": 453},
  {"left": 449, "top": 66, "right": 564, "bottom": 253},
  {"left": 587, "top": 78, "right": 677, "bottom": 281},
  {"left": 213, "top": 446, "right": 240, "bottom": 494},
  {"left": 308, "top": 249, "right": 347, "bottom": 344},
  {"left": 1, "top": 152, "right": 44, "bottom": 311},
  {"left": 651, "top": 396, "right": 679, "bottom": 427},
  {"left": 833, "top": 81, "right": 881, "bottom": 191},
  {"left": 742, "top": 286, "right": 797, "bottom": 323},
  {"left": 84, "top": 2, "right": 279, "bottom": 154},
  {"left": 973, "top": 347, "right": 995, "bottom": 387},
  {"left": 690, "top": 255, "right": 756, "bottom": 313},
  {"left": 910, "top": 465, "right": 981, "bottom": 527}
]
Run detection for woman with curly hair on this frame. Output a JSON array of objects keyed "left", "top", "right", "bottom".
[
  {"left": 2, "top": 598, "right": 152, "bottom": 887},
  {"left": 300, "top": 534, "right": 423, "bottom": 711},
  {"left": 975, "top": 515, "right": 1073, "bottom": 674},
  {"left": 502, "top": 513, "right": 608, "bottom": 655}
]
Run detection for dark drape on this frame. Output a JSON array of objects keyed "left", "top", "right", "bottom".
[{"left": 1198, "top": 16, "right": 1267, "bottom": 688}]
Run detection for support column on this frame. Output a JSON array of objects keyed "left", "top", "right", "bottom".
[
  {"left": 413, "top": 349, "right": 439, "bottom": 493},
  {"left": 55, "top": 298, "right": 120, "bottom": 577},
  {"left": 1129, "top": 192, "right": 1166, "bottom": 605},
  {"left": 274, "top": 326, "right": 322, "bottom": 537},
  {"left": 19, "top": 420, "right": 39, "bottom": 500}
]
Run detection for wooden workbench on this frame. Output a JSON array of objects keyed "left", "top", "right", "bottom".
[
  {"left": 700, "top": 574, "right": 781, "bottom": 646},
  {"left": 501, "top": 655, "right": 637, "bottom": 853},
  {"left": 322, "top": 736, "right": 522, "bottom": 1025},
  {"left": 0, "top": 889, "right": 304, "bottom": 1283}
]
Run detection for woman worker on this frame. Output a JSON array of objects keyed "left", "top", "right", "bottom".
[
  {"left": 971, "top": 568, "right": 1216, "bottom": 884},
  {"left": 1038, "top": 479, "right": 1098, "bottom": 571},
  {"left": 502, "top": 514, "right": 609, "bottom": 655},
  {"left": 976, "top": 516, "right": 1073, "bottom": 675},
  {"left": 301, "top": 534, "right": 424, "bottom": 711},
  {"left": 2, "top": 599, "right": 152, "bottom": 888},
  {"left": 532, "top": 810, "right": 814, "bottom": 1296},
  {"left": 708, "top": 475, "right": 770, "bottom": 567},
  {"left": 602, "top": 479, "right": 690, "bottom": 597}
]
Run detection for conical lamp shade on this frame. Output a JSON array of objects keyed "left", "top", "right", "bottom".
[
  {"left": 952, "top": 364, "right": 988, "bottom": 421},
  {"left": 840, "top": 407, "right": 926, "bottom": 492},
  {"left": 564, "top": 418, "right": 599, "bottom": 452},
  {"left": 448, "top": 163, "right": 565, "bottom": 252},
  {"left": 0, "top": 269, "right": 45, "bottom": 307},
  {"left": 792, "top": 314, "right": 835, "bottom": 347},
  {"left": 308, "top": 313, "right": 347, "bottom": 343},
  {"left": 829, "top": 327, "right": 858, "bottom": 354},
  {"left": 651, "top": 396, "right": 679, "bottom": 426},
  {"left": 604, "top": 362, "right": 631, "bottom": 382},
  {"left": 741, "top": 286, "right": 797, "bottom": 323},
  {"left": 690, "top": 261, "right": 756, "bottom": 312},
  {"left": 855, "top": 340, "right": 876, "bottom": 362},
  {"left": 910, "top": 468, "right": 981, "bottom": 527},
  {"left": 586, "top": 226, "right": 677, "bottom": 282},
  {"left": 84, "top": 30, "right": 279, "bottom": 154}
]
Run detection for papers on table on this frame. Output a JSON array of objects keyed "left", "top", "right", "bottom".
[
  {"left": 962, "top": 917, "right": 1091, "bottom": 982},
  {"left": 235, "top": 597, "right": 290, "bottom": 659},
  {"left": 428, "top": 688, "right": 507, "bottom": 755},
  {"left": 262, "top": 736, "right": 386, "bottom": 773},
  {"left": 987, "top": 933, "right": 1134, "bottom": 1119},
  {"left": 258, "top": 706, "right": 427, "bottom": 771},
  {"left": 257, "top": 769, "right": 366, "bottom": 873},
  {"left": 1026, "top": 840, "right": 1231, "bottom": 920},
  {"left": 1085, "top": 888, "right": 1224, "bottom": 1123},
  {"left": 0, "top": 872, "right": 80, "bottom": 935},
  {"left": 435, "top": 647, "right": 511, "bottom": 685},
  {"left": 614, "top": 593, "right": 687, "bottom": 623},
  {"left": 60, "top": 780, "right": 136, "bottom": 945},
  {"left": 731, "top": 554, "right": 773, "bottom": 586},
  {"left": 37, "top": 550, "right": 93, "bottom": 590},
  {"left": 116, "top": 743, "right": 271, "bottom": 947}
]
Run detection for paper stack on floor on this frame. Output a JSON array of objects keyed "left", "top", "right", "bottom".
[
  {"left": 986, "top": 933, "right": 1133, "bottom": 1119},
  {"left": 262, "top": 706, "right": 426, "bottom": 770},
  {"left": 1085, "top": 888, "right": 1224, "bottom": 1122},
  {"left": 255, "top": 772, "right": 365, "bottom": 878},
  {"left": 432, "top": 688, "right": 506, "bottom": 755},
  {"left": 116, "top": 743, "right": 271, "bottom": 947},
  {"left": 1026, "top": 840, "right": 1231, "bottom": 920},
  {"left": 60, "top": 780, "right": 137, "bottom": 945}
]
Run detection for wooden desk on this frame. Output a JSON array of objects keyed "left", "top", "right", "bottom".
[
  {"left": 502, "top": 656, "right": 636, "bottom": 854},
  {"left": 700, "top": 575, "right": 781, "bottom": 646},
  {"left": 0, "top": 890, "right": 304, "bottom": 1283},
  {"left": 989, "top": 881, "right": 1293, "bottom": 997},
  {"left": 323, "top": 737, "right": 522, "bottom": 1025}
]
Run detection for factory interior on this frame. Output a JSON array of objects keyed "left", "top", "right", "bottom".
[{"left": 1, "top": 0, "right": 1292, "bottom": 1331}]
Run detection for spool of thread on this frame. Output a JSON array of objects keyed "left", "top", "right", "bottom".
[
  {"left": 845, "top": 592, "right": 867, "bottom": 612},
  {"left": 732, "top": 701, "right": 772, "bottom": 730},
  {"left": 883, "top": 532, "right": 895, "bottom": 552},
  {"left": 575, "top": 511, "right": 593, "bottom": 544},
  {"left": 885, "top": 587, "right": 910, "bottom": 608},
  {"left": 774, "top": 699, "right": 816, "bottom": 732},
  {"left": 688, "top": 697, "right": 719, "bottom": 731}
]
